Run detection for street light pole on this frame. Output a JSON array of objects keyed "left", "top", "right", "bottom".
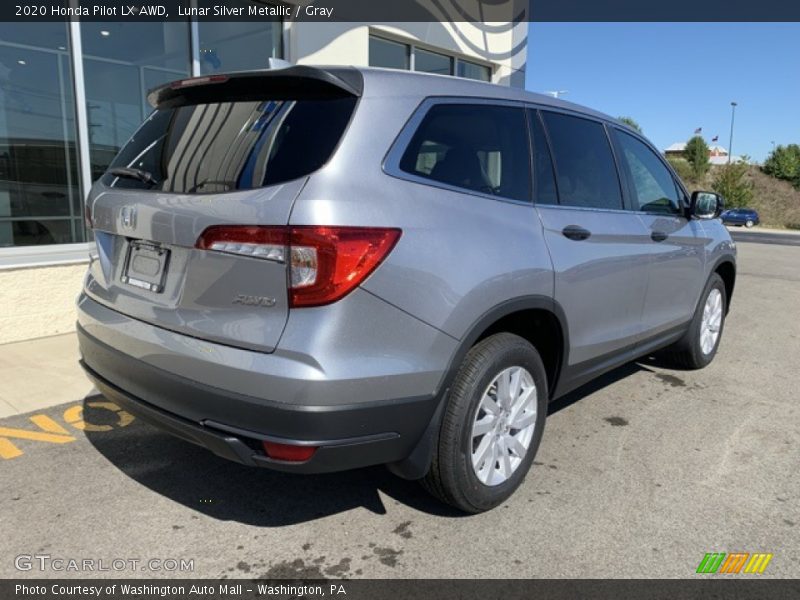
[{"left": 728, "top": 101, "right": 737, "bottom": 164}]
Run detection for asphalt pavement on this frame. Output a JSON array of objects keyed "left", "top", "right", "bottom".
[{"left": 1, "top": 241, "right": 798, "bottom": 579}]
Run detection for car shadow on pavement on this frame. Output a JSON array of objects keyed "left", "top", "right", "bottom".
[
  {"left": 83, "top": 360, "right": 651, "bottom": 526},
  {"left": 547, "top": 361, "right": 645, "bottom": 415},
  {"left": 82, "top": 400, "right": 464, "bottom": 525}
]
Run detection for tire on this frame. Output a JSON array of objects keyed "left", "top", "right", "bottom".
[
  {"left": 421, "top": 333, "right": 548, "bottom": 513},
  {"left": 661, "top": 273, "right": 727, "bottom": 370},
  {"left": 745, "top": 220, "right": 754, "bottom": 228}
]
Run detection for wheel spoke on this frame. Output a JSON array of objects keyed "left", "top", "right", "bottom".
[
  {"left": 483, "top": 440, "right": 498, "bottom": 481},
  {"left": 472, "top": 434, "right": 493, "bottom": 470},
  {"left": 497, "top": 370, "right": 511, "bottom": 408},
  {"left": 509, "top": 368, "right": 522, "bottom": 404},
  {"left": 480, "top": 393, "right": 502, "bottom": 416},
  {"left": 509, "top": 385, "right": 535, "bottom": 422},
  {"left": 497, "top": 436, "right": 511, "bottom": 479},
  {"left": 511, "top": 411, "right": 536, "bottom": 430},
  {"left": 472, "top": 415, "right": 495, "bottom": 437},
  {"left": 506, "top": 434, "right": 528, "bottom": 458}
]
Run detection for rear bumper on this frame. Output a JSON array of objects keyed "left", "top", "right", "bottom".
[{"left": 77, "top": 314, "right": 444, "bottom": 474}]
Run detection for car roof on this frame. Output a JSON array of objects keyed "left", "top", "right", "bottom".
[{"left": 348, "top": 66, "right": 619, "bottom": 124}]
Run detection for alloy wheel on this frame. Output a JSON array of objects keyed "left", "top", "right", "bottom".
[
  {"left": 700, "top": 288, "right": 723, "bottom": 355},
  {"left": 470, "top": 366, "right": 537, "bottom": 486}
]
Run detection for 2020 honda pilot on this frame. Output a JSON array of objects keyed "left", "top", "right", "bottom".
[{"left": 77, "top": 66, "right": 736, "bottom": 513}]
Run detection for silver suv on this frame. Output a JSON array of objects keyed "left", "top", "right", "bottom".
[{"left": 78, "top": 66, "right": 736, "bottom": 513}]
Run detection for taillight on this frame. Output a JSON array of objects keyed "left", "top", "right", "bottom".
[{"left": 196, "top": 225, "right": 401, "bottom": 308}]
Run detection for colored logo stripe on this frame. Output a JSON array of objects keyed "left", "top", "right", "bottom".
[
  {"left": 719, "top": 553, "right": 749, "bottom": 573},
  {"left": 743, "top": 553, "right": 773, "bottom": 574},
  {"left": 697, "top": 553, "right": 726, "bottom": 573}
]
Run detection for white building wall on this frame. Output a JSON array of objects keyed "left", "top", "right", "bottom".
[{"left": 287, "top": 21, "right": 526, "bottom": 87}]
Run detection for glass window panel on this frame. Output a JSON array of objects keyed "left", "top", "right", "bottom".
[
  {"left": 102, "top": 97, "right": 356, "bottom": 193},
  {"left": 614, "top": 130, "right": 681, "bottom": 214},
  {"left": 457, "top": 60, "right": 491, "bottom": 82},
  {"left": 414, "top": 48, "right": 452, "bottom": 76},
  {"left": 541, "top": 111, "right": 623, "bottom": 211},
  {"left": 4, "top": 219, "right": 77, "bottom": 246},
  {"left": 399, "top": 104, "right": 531, "bottom": 202},
  {"left": 198, "top": 1, "right": 282, "bottom": 74},
  {"left": 81, "top": 22, "right": 190, "bottom": 182},
  {"left": 0, "top": 22, "right": 83, "bottom": 246},
  {"left": 369, "top": 36, "right": 409, "bottom": 70}
]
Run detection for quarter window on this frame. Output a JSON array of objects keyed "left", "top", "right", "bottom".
[
  {"left": 399, "top": 104, "right": 530, "bottom": 202},
  {"left": 614, "top": 130, "right": 682, "bottom": 214},
  {"left": 540, "top": 111, "right": 623, "bottom": 211}
]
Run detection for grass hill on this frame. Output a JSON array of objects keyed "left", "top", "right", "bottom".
[{"left": 677, "top": 164, "right": 800, "bottom": 229}]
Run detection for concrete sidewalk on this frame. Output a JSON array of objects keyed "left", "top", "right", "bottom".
[{"left": 0, "top": 332, "right": 96, "bottom": 418}]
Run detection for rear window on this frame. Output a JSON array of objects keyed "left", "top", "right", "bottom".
[
  {"left": 398, "top": 103, "right": 530, "bottom": 202},
  {"left": 101, "top": 97, "right": 356, "bottom": 193}
]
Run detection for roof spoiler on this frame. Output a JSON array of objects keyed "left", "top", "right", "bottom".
[{"left": 147, "top": 66, "right": 363, "bottom": 109}]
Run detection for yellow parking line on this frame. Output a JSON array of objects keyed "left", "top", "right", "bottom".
[{"left": 0, "top": 401, "right": 134, "bottom": 460}]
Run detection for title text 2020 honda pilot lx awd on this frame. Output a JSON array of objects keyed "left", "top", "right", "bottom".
[{"left": 77, "top": 66, "right": 736, "bottom": 513}]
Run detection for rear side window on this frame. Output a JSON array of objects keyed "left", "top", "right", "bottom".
[
  {"left": 614, "top": 130, "right": 682, "bottom": 214},
  {"left": 541, "top": 111, "right": 623, "bottom": 210},
  {"left": 101, "top": 97, "right": 356, "bottom": 193},
  {"left": 399, "top": 103, "right": 530, "bottom": 202}
]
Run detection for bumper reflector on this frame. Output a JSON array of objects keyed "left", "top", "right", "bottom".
[{"left": 262, "top": 441, "right": 317, "bottom": 462}]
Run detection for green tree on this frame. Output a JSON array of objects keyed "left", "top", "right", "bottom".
[
  {"left": 762, "top": 144, "right": 800, "bottom": 187},
  {"left": 712, "top": 162, "right": 753, "bottom": 209},
  {"left": 667, "top": 157, "right": 693, "bottom": 185},
  {"left": 617, "top": 116, "right": 642, "bottom": 133},
  {"left": 684, "top": 136, "right": 710, "bottom": 179}
]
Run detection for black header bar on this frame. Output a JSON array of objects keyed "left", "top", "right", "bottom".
[{"left": 2, "top": 0, "right": 800, "bottom": 23}]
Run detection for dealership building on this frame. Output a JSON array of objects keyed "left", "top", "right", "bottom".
[{"left": 0, "top": 10, "right": 527, "bottom": 343}]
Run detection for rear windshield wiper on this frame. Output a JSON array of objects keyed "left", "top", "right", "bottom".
[{"left": 108, "top": 167, "right": 158, "bottom": 186}]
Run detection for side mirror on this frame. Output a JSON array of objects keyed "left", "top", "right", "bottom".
[{"left": 690, "top": 191, "right": 724, "bottom": 219}]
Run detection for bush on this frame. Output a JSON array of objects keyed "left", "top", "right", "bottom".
[
  {"left": 762, "top": 144, "right": 800, "bottom": 187},
  {"left": 667, "top": 157, "right": 693, "bottom": 185},
  {"left": 684, "top": 136, "right": 710, "bottom": 179},
  {"left": 712, "top": 163, "right": 753, "bottom": 209}
]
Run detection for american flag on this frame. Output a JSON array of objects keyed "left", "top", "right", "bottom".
[
  {"left": 694, "top": 127, "right": 702, "bottom": 134},
  {"left": 712, "top": 135, "right": 719, "bottom": 142}
]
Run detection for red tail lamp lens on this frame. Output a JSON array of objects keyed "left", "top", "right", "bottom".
[
  {"left": 262, "top": 441, "right": 317, "bottom": 462},
  {"left": 196, "top": 225, "right": 401, "bottom": 308}
]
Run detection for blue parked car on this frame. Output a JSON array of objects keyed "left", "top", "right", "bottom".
[{"left": 721, "top": 208, "right": 760, "bottom": 228}]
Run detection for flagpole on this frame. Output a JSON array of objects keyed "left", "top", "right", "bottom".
[{"left": 728, "top": 102, "right": 737, "bottom": 164}]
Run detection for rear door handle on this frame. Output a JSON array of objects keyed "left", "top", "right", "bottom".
[
  {"left": 562, "top": 225, "right": 591, "bottom": 241},
  {"left": 651, "top": 231, "right": 668, "bottom": 242}
]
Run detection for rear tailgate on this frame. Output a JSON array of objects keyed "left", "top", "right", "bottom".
[{"left": 84, "top": 67, "right": 361, "bottom": 353}]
